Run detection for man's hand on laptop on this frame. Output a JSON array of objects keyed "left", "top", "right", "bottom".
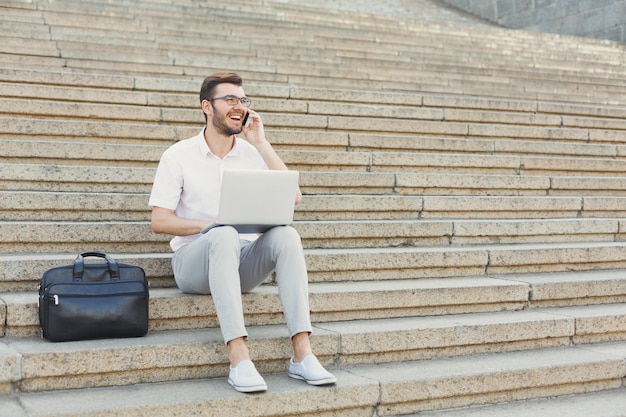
[{"left": 295, "top": 189, "right": 302, "bottom": 205}]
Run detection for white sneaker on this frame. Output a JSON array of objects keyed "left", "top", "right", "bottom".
[
  {"left": 288, "top": 354, "right": 337, "bottom": 386},
  {"left": 228, "top": 360, "right": 267, "bottom": 393}
]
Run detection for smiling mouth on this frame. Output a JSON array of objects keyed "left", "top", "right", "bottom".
[{"left": 228, "top": 113, "right": 243, "bottom": 122}]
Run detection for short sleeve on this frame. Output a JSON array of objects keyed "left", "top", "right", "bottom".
[{"left": 148, "top": 151, "right": 183, "bottom": 210}]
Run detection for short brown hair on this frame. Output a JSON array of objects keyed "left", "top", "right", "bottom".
[{"left": 199, "top": 71, "right": 243, "bottom": 103}]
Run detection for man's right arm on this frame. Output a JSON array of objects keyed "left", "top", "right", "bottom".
[{"left": 151, "top": 206, "right": 213, "bottom": 236}]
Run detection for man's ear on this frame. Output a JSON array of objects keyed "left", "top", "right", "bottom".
[{"left": 201, "top": 99, "right": 213, "bottom": 118}]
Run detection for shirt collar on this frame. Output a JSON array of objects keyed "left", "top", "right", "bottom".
[{"left": 198, "top": 128, "right": 241, "bottom": 159}]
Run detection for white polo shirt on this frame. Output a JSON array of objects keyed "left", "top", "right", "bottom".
[{"left": 149, "top": 129, "right": 267, "bottom": 251}]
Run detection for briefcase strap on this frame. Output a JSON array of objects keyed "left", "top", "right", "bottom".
[{"left": 73, "top": 252, "right": 120, "bottom": 281}]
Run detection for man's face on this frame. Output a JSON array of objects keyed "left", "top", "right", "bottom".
[{"left": 207, "top": 84, "right": 247, "bottom": 136}]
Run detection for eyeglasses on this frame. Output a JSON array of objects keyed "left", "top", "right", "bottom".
[{"left": 209, "top": 95, "right": 252, "bottom": 108}]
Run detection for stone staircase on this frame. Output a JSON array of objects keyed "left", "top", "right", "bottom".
[{"left": 2, "top": 0, "right": 626, "bottom": 415}]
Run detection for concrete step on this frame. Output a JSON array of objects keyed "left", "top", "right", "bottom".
[
  {"left": 324, "top": 304, "right": 626, "bottom": 364},
  {"left": 3, "top": 242, "right": 626, "bottom": 292},
  {"left": 0, "top": 139, "right": 167, "bottom": 167},
  {"left": 4, "top": 139, "right": 626, "bottom": 176},
  {"left": 393, "top": 172, "right": 626, "bottom": 196},
  {"left": 0, "top": 117, "right": 188, "bottom": 144},
  {"left": 4, "top": 270, "right": 626, "bottom": 338},
  {"left": 3, "top": 162, "right": 626, "bottom": 195},
  {"left": 358, "top": 343, "right": 626, "bottom": 415},
  {"left": 368, "top": 153, "right": 626, "bottom": 176},
  {"left": 412, "top": 387, "right": 626, "bottom": 417},
  {"left": 297, "top": 218, "right": 623, "bottom": 248},
  {"left": 8, "top": 190, "right": 625, "bottom": 221},
  {"left": 2, "top": 275, "right": 529, "bottom": 337},
  {"left": 4, "top": 134, "right": 625, "bottom": 169},
  {"left": 296, "top": 242, "right": 626, "bottom": 282},
  {"left": 1, "top": 332, "right": 625, "bottom": 410},
  {"left": 0, "top": 191, "right": 427, "bottom": 221},
  {"left": 418, "top": 195, "right": 626, "bottom": 219},
  {"left": 7, "top": 136, "right": 626, "bottom": 171},
  {"left": 5, "top": 107, "right": 626, "bottom": 146},
  {"left": 0, "top": 218, "right": 622, "bottom": 254},
  {"left": 0, "top": 35, "right": 58, "bottom": 59},
  {"left": 351, "top": 132, "right": 626, "bottom": 161},
  {"left": 1, "top": 346, "right": 625, "bottom": 416},
  {"left": 501, "top": 269, "right": 626, "bottom": 308}
]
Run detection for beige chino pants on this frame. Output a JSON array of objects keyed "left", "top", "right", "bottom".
[{"left": 171, "top": 225, "right": 313, "bottom": 344}]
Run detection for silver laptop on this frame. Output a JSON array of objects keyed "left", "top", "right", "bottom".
[{"left": 201, "top": 169, "right": 299, "bottom": 234}]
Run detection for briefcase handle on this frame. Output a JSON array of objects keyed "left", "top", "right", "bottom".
[{"left": 73, "top": 252, "right": 120, "bottom": 281}]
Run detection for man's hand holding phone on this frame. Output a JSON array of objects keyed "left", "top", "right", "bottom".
[{"left": 240, "top": 109, "right": 267, "bottom": 147}]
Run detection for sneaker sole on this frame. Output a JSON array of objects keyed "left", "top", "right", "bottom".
[
  {"left": 288, "top": 372, "right": 337, "bottom": 386},
  {"left": 228, "top": 378, "right": 268, "bottom": 393}
]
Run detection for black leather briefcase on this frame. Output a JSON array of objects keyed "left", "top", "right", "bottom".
[{"left": 38, "top": 252, "right": 149, "bottom": 342}]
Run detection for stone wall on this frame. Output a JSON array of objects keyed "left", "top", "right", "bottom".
[{"left": 439, "top": 0, "right": 626, "bottom": 43}]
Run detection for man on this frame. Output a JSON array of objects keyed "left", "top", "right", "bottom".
[{"left": 149, "top": 72, "right": 336, "bottom": 393}]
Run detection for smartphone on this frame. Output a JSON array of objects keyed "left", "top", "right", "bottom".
[{"left": 242, "top": 111, "right": 251, "bottom": 128}]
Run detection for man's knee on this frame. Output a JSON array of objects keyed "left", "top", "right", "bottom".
[
  {"left": 268, "top": 226, "right": 303, "bottom": 252},
  {"left": 206, "top": 225, "right": 240, "bottom": 244},
  {"left": 269, "top": 225, "right": 300, "bottom": 239}
]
